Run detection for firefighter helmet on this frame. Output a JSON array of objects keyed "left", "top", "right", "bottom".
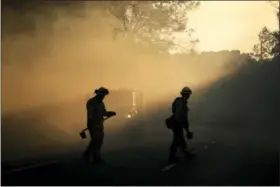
[
  {"left": 95, "top": 87, "right": 109, "bottom": 95},
  {"left": 181, "top": 87, "right": 192, "bottom": 95}
]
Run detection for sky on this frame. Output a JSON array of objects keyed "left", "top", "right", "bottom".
[{"left": 177, "top": 1, "right": 278, "bottom": 53}]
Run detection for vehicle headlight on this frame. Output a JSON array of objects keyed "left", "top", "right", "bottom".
[{"left": 127, "top": 114, "right": 132, "bottom": 118}]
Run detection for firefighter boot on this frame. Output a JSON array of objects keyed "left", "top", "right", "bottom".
[
  {"left": 183, "top": 150, "right": 196, "bottom": 159},
  {"left": 93, "top": 151, "right": 105, "bottom": 165},
  {"left": 168, "top": 149, "right": 180, "bottom": 164},
  {"left": 83, "top": 153, "right": 91, "bottom": 165}
]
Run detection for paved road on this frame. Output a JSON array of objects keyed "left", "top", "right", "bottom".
[{"left": 2, "top": 136, "right": 279, "bottom": 186}]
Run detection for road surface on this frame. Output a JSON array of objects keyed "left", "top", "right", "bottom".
[{"left": 2, "top": 135, "right": 279, "bottom": 186}]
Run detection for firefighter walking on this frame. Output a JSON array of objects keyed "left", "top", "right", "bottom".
[
  {"left": 83, "top": 87, "right": 116, "bottom": 165},
  {"left": 168, "top": 86, "right": 195, "bottom": 164}
]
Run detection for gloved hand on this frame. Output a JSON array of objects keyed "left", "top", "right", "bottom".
[
  {"left": 107, "top": 111, "right": 116, "bottom": 117},
  {"left": 186, "top": 131, "right": 194, "bottom": 140}
]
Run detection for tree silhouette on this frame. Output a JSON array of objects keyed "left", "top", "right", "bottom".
[
  {"left": 101, "top": 1, "right": 200, "bottom": 53},
  {"left": 268, "top": 0, "right": 280, "bottom": 58},
  {"left": 251, "top": 1, "right": 280, "bottom": 60},
  {"left": 2, "top": 1, "right": 200, "bottom": 53},
  {"left": 251, "top": 27, "right": 276, "bottom": 60}
]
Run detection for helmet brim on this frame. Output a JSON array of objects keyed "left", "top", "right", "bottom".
[
  {"left": 181, "top": 90, "right": 192, "bottom": 94},
  {"left": 181, "top": 91, "right": 192, "bottom": 95},
  {"left": 95, "top": 89, "right": 109, "bottom": 95}
]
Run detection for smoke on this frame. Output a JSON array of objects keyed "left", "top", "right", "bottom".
[
  {"left": 2, "top": 2, "right": 237, "bottom": 113},
  {"left": 1, "top": 2, "right": 241, "bottom": 161}
]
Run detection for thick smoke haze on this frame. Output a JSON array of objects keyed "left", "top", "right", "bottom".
[
  {"left": 2, "top": 2, "right": 235, "bottom": 114},
  {"left": 2, "top": 2, "right": 279, "bottom": 162}
]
